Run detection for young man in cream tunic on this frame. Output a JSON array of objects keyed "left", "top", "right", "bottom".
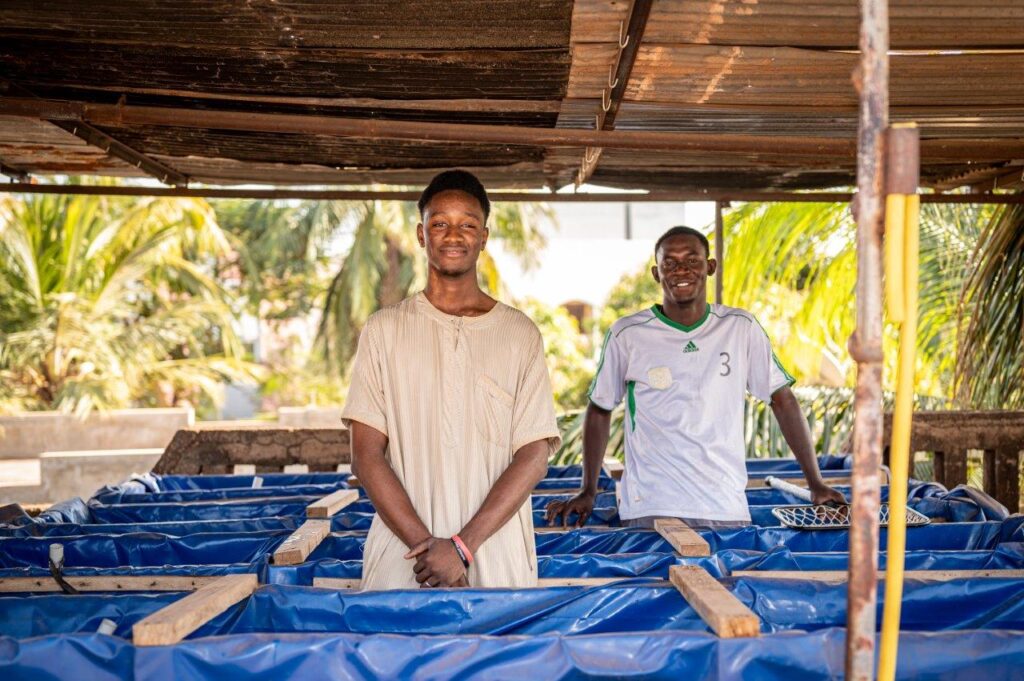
[{"left": 343, "top": 170, "right": 561, "bottom": 589}]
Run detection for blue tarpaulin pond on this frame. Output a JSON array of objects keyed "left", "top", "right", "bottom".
[{"left": 2, "top": 459, "right": 1022, "bottom": 680}]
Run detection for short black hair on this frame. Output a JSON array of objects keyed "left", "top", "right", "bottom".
[
  {"left": 417, "top": 170, "right": 491, "bottom": 221},
  {"left": 655, "top": 225, "right": 710, "bottom": 258}
]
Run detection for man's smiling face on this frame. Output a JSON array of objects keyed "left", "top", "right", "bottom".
[
  {"left": 417, "top": 189, "right": 488, "bottom": 278},
  {"left": 652, "top": 233, "right": 717, "bottom": 305}
]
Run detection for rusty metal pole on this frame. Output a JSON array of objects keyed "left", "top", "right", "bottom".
[
  {"left": 846, "top": 0, "right": 889, "bottom": 678},
  {"left": 714, "top": 201, "right": 725, "bottom": 305}
]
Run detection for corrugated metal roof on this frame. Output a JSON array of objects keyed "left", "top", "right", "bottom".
[{"left": 0, "top": 0, "right": 1022, "bottom": 193}]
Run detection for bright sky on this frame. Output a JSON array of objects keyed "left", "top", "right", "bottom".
[{"left": 491, "top": 201, "right": 717, "bottom": 308}]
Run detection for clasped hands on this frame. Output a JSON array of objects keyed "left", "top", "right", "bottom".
[{"left": 404, "top": 537, "right": 469, "bottom": 588}]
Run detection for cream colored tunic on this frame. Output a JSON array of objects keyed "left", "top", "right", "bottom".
[{"left": 341, "top": 292, "right": 561, "bottom": 590}]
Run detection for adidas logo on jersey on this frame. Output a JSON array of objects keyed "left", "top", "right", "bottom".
[{"left": 683, "top": 340, "right": 699, "bottom": 353}]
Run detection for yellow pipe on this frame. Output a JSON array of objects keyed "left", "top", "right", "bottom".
[
  {"left": 878, "top": 192, "right": 919, "bottom": 681},
  {"left": 884, "top": 193, "right": 906, "bottom": 323}
]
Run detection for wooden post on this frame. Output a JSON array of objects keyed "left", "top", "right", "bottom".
[
  {"left": 984, "top": 448, "right": 1021, "bottom": 511},
  {"left": 847, "top": 0, "right": 890, "bottom": 675},
  {"left": 132, "top": 574, "right": 257, "bottom": 646},
  {"left": 669, "top": 566, "right": 760, "bottom": 637},
  {"left": 933, "top": 450, "right": 969, "bottom": 488}
]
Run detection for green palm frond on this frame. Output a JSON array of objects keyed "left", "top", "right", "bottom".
[
  {"left": 956, "top": 204, "right": 1024, "bottom": 408},
  {"left": 0, "top": 192, "right": 255, "bottom": 415}
]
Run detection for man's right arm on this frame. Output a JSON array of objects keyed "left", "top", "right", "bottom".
[
  {"left": 350, "top": 421, "right": 432, "bottom": 549},
  {"left": 544, "top": 402, "right": 612, "bottom": 527}
]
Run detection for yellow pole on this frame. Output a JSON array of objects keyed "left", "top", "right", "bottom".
[{"left": 878, "top": 191, "right": 919, "bottom": 681}]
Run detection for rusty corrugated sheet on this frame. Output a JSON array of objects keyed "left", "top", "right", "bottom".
[{"left": 572, "top": 0, "right": 1024, "bottom": 49}]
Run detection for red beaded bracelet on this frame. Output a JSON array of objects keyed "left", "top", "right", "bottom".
[{"left": 451, "top": 534, "right": 474, "bottom": 567}]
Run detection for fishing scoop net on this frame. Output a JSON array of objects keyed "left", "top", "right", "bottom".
[{"left": 772, "top": 503, "right": 930, "bottom": 530}]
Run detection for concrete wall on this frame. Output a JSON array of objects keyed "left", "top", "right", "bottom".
[
  {"left": 0, "top": 448, "right": 164, "bottom": 505},
  {"left": 277, "top": 406, "right": 344, "bottom": 428},
  {"left": 0, "top": 408, "right": 194, "bottom": 459}
]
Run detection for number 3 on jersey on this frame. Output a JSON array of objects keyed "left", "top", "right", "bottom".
[{"left": 719, "top": 352, "right": 731, "bottom": 376}]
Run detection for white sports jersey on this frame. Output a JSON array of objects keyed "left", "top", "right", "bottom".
[{"left": 589, "top": 303, "right": 794, "bottom": 522}]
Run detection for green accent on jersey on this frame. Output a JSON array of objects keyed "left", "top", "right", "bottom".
[
  {"left": 587, "top": 329, "right": 613, "bottom": 400},
  {"left": 626, "top": 380, "right": 637, "bottom": 431},
  {"left": 651, "top": 303, "right": 711, "bottom": 333},
  {"left": 683, "top": 340, "right": 699, "bottom": 353}
]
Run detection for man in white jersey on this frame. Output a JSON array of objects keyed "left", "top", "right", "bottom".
[{"left": 546, "top": 226, "right": 845, "bottom": 529}]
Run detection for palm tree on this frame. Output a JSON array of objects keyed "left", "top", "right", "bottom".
[
  {"left": 955, "top": 204, "right": 1024, "bottom": 408},
  {"left": 0, "top": 191, "right": 256, "bottom": 415}
]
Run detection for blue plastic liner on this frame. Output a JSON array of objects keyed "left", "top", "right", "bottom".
[
  {"left": 5, "top": 579, "right": 1024, "bottom": 641},
  {"left": 0, "top": 532, "right": 287, "bottom": 570},
  {"left": 92, "top": 483, "right": 355, "bottom": 506},
  {"left": 4, "top": 628, "right": 1024, "bottom": 681},
  {"left": 264, "top": 545, "right": 1024, "bottom": 585}
]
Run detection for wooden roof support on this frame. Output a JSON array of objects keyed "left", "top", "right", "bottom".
[
  {"left": 0, "top": 96, "right": 860, "bottom": 157},
  {"left": 132, "top": 573, "right": 257, "bottom": 646},
  {"left": 576, "top": 0, "right": 653, "bottom": 186},
  {"left": 48, "top": 119, "right": 189, "bottom": 187},
  {"left": 0, "top": 161, "right": 29, "bottom": 182},
  {"left": 669, "top": 565, "right": 761, "bottom": 638},
  {"left": 4, "top": 182, "right": 1023, "bottom": 204},
  {"left": 654, "top": 518, "right": 711, "bottom": 557}
]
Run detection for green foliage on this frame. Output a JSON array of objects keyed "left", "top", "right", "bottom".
[
  {"left": 599, "top": 256, "right": 659, "bottom": 331},
  {"left": 517, "top": 298, "right": 592, "bottom": 409},
  {"left": 955, "top": 204, "right": 1024, "bottom": 408},
  {"left": 317, "top": 200, "right": 426, "bottom": 371},
  {"left": 0, "top": 192, "right": 258, "bottom": 416},
  {"left": 212, "top": 199, "right": 353, "bottom": 319}
]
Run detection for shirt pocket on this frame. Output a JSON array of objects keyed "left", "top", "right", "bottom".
[{"left": 475, "top": 374, "right": 514, "bottom": 448}]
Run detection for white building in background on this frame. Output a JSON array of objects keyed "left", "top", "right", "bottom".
[{"left": 491, "top": 201, "right": 716, "bottom": 310}]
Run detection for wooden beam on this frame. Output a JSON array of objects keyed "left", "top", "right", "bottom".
[
  {"left": 3, "top": 182, "right": 1023, "bottom": 205},
  {"left": 272, "top": 519, "right": 332, "bottom": 565},
  {"left": 732, "top": 569, "right": 1024, "bottom": 581},
  {"left": 307, "top": 489, "right": 359, "bottom": 518},
  {"left": 533, "top": 488, "right": 585, "bottom": 496},
  {"left": 669, "top": 565, "right": 761, "bottom": 638},
  {"left": 313, "top": 577, "right": 362, "bottom": 590},
  {"left": 654, "top": 518, "right": 711, "bottom": 556},
  {"left": 534, "top": 525, "right": 612, "bottom": 533},
  {"left": 283, "top": 463, "right": 310, "bottom": 474},
  {"left": 0, "top": 161, "right": 30, "bottom": 182},
  {"left": 132, "top": 573, "right": 258, "bottom": 646},
  {"left": 0, "top": 96, "right": 861, "bottom": 157},
  {"left": 311, "top": 576, "right": 663, "bottom": 590},
  {"left": 47, "top": 119, "right": 189, "bottom": 186},
  {"left": 0, "top": 575, "right": 224, "bottom": 593},
  {"left": 577, "top": 0, "right": 654, "bottom": 185}
]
